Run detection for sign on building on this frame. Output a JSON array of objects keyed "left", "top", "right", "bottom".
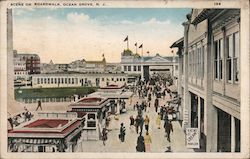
[
  {"left": 186, "top": 128, "right": 200, "bottom": 148},
  {"left": 183, "top": 108, "right": 189, "bottom": 125}
]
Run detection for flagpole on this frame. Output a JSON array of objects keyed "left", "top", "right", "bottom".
[
  {"left": 141, "top": 46, "right": 143, "bottom": 57},
  {"left": 127, "top": 39, "right": 129, "bottom": 50},
  {"left": 136, "top": 44, "right": 137, "bottom": 54}
]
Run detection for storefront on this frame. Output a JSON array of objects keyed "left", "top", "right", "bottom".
[
  {"left": 190, "top": 92, "right": 206, "bottom": 152},
  {"left": 88, "top": 85, "right": 133, "bottom": 114}
]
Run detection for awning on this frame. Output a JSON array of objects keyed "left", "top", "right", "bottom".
[{"left": 168, "top": 85, "right": 177, "bottom": 93}]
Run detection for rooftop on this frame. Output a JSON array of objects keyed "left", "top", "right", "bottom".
[
  {"left": 24, "top": 119, "right": 68, "bottom": 128},
  {"left": 8, "top": 119, "right": 81, "bottom": 138},
  {"left": 68, "top": 97, "right": 109, "bottom": 109}
]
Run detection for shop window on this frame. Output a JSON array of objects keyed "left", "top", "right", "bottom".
[
  {"left": 235, "top": 118, "right": 241, "bottom": 152},
  {"left": 217, "top": 108, "right": 231, "bottom": 152},
  {"left": 38, "top": 145, "right": 45, "bottom": 152}
]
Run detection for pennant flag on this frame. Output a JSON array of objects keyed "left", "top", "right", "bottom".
[
  {"left": 135, "top": 43, "right": 137, "bottom": 46},
  {"left": 124, "top": 36, "right": 128, "bottom": 42},
  {"left": 139, "top": 44, "right": 143, "bottom": 48}
]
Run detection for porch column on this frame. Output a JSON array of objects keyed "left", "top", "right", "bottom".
[
  {"left": 182, "top": 20, "right": 191, "bottom": 129},
  {"left": 231, "top": 116, "right": 236, "bottom": 152}
]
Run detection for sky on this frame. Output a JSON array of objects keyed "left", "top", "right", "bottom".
[{"left": 13, "top": 8, "right": 191, "bottom": 63}]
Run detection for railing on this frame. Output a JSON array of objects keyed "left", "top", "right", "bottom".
[{"left": 15, "top": 97, "right": 73, "bottom": 104}]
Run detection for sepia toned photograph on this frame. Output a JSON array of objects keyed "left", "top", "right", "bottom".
[{"left": 0, "top": 0, "right": 249, "bottom": 158}]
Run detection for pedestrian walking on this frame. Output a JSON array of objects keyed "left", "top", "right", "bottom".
[
  {"left": 144, "top": 115, "right": 150, "bottom": 132},
  {"left": 156, "top": 113, "right": 161, "bottom": 129},
  {"left": 162, "top": 90, "right": 166, "bottom": 100},
  {"left": 36, "top": 100, "right": 42, "bottom": 111},
  {"left": 136, "top": 132, "right": 145, "bottom": 152},
  {"left": 148, "top": 92, "right": 151, "bottom": 103},
  {"left": 139, "top": 116, "right": 144, "bottom": 134},
  {"left": 129, "top": 115, "right": 135, "bottom": 131},
  {"left": 164, "top": 120, "right": 173, "bottom": 142},
  {"left": 147, "top": 101, "right": 151, "bottom": 109},
  {"left": 144, "top": 132, "right": 152, "bottom": 152},
  {"left": 119, "top": 123, "right": 126, "bottom": 142},
  {"left": 154, "top": 98, "right": 159, "bottom": 113},
  {"left": 142, "top": 101, "right": 147, "bottom": 112},
  {"left": 102, "top": 127, "right": 108, "bottom": 146},
  {"left": 160, "top": 106, "right": 164, "bottom": 120},
  {"left": 135, "top": 115, "right": 140, "bottom": 134}
]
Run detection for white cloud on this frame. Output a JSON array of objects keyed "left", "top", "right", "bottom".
[
  {"left": 46, "top": 16, "right": 52, "bottom": 20},
  {"left": 120, "top": 20, "right": 134, "bottom": 25},
  {"left": 143, "top": 18, "right": 171, "bottom": 25},
  {"left": 67, "top": 12, "right": 90, "bottom": 23},
  {"left": 13, "top": 13, "right": 183, "bottom": 63}
]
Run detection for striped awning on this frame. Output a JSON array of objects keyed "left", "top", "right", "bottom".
[{"left": 11, "top": 138, "right": 60, "bottom": 144}]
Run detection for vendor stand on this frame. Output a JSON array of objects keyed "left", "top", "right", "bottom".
[
  {"left": 8, "top": 112, "right": 83, "bottom": 152},
  {"left": 68, "top": 97, "right": 110, "bottom": 141},
  {"left": 88, "top": 85, "right": 133, "bottom": 114}
]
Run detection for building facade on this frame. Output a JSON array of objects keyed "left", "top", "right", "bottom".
[
  {"left": 13, "top": 50, "right": 41, "bottom": 75},
  {"left": 42, "top": 56, "right": 107, "bottom": 74},
  {"left": 120, "top": 50, "right": 178, "bottom": 81},
  {"left": 13, "top": 51, "right": 29, "bottom": 80},
  {"left": 31, "top": 73, "right": 128, "bottom": 88},
  {"left": 172, "top": 9, "right": 240, "bottom": 152}
]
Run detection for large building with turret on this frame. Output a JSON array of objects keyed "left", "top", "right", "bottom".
[{"left": 120, "top": 49, "right": 178, "bottom": 82}]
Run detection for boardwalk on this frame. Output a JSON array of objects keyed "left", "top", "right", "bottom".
[
  {"left": 13, "top": 92, "right": 194, "bottom": 153},
  {"left": 76, "top": 95, "right": 194, "bottom": 153}
]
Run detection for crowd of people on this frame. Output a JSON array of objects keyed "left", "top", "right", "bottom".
[
  {"left": 131, "top": 74, "right": 178, "bottom": 152},
  {"left": 101, "top": 74, "right": 181, "bottom": 152},
  {"left": 8, "top": 107, "right": 33, "bottom": 129}
]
